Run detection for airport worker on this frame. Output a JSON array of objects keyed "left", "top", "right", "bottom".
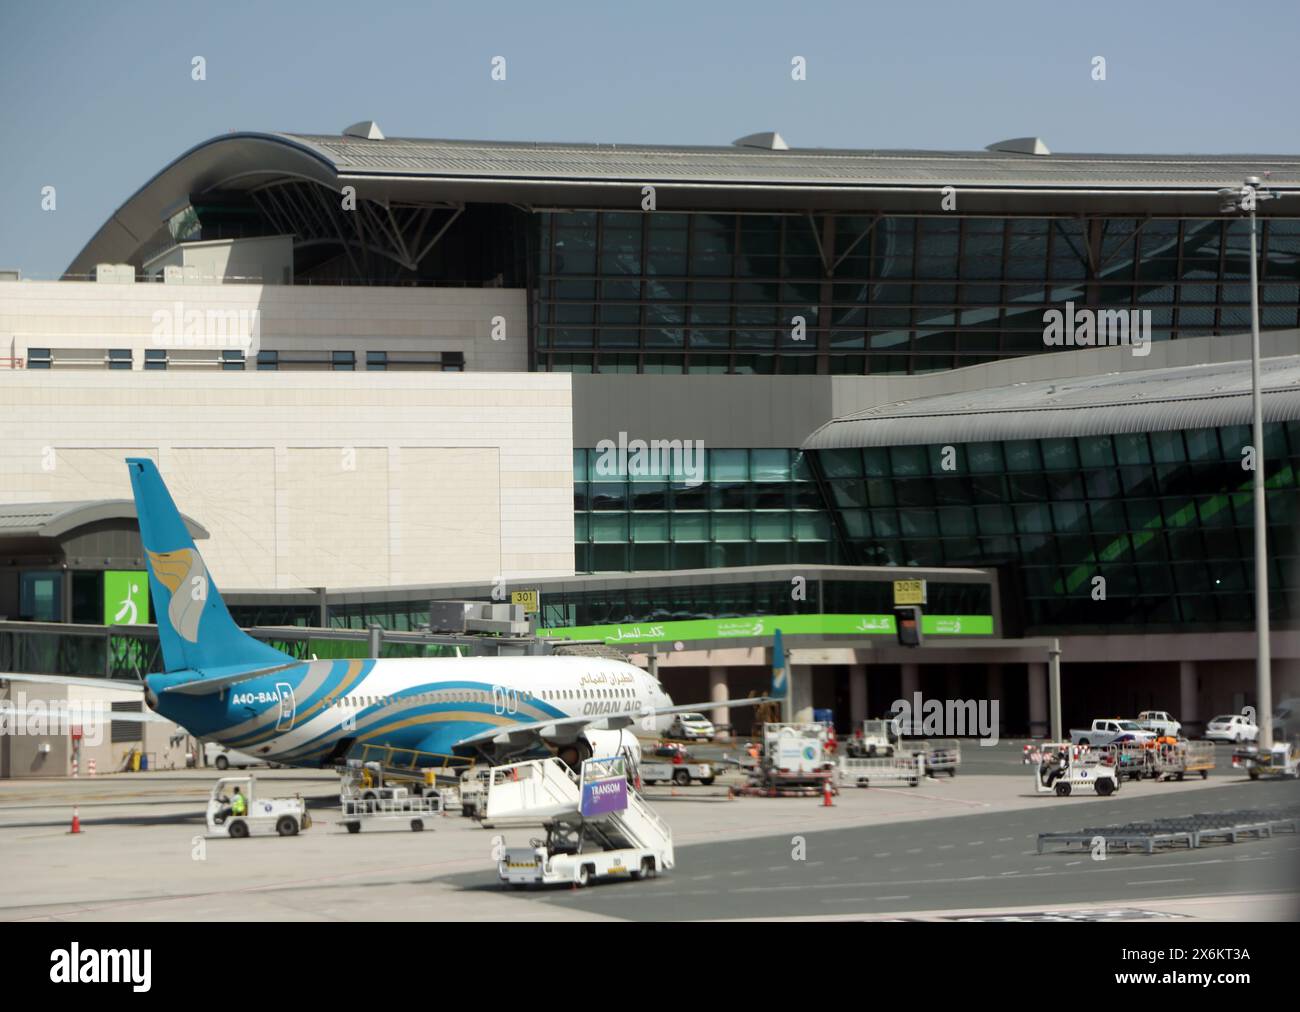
[
  {"left": 231, "top": 787, "right": 247, "bottom": 818},
  {"left": 1043, "top": 747, "right": 1067, "bottom": 788},
  {"left": 215, "top": 788, "right": 232, "bottom": 823}
]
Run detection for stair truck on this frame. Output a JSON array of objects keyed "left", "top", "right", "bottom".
[{"left": 489, "top": 755, "right": 675, "bottom": 888}]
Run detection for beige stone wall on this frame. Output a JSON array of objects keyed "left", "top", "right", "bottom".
[
  {"left": 0, "top": 279, "right": 527, "bottom": 372},
  {"left": 0, "top": 682, "right": 185, "bottom": 779},
  {"left": 0, "top": 371, "right": 574, "bottom": 589}
]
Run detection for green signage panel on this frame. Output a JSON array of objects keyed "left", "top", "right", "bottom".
[
  {"left": 921, "top": 614, "right": 994, "bottom": 636},
  {"left": 537, "top": 612, "right": 993, "bottom": 645},
  {"left": 104, "top": 570, "right": 149, "bottom": 626}
]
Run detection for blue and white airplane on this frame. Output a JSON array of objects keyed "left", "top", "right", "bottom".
[{"left": 9, "top": 459, "right": 773, "bottom": 772}]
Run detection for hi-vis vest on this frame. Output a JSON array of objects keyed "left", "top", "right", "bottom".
[{"left": 232, "top": 794, "right": 247, "bottom": 816}]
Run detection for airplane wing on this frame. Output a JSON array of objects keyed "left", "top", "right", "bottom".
[{"left": 453, "top": 696, "right": 778, "bottom": 749}]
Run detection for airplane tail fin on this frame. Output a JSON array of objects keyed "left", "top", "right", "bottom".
[
  {"left": 771, "top": 628, "right": 788, "bottom": 699},
  {"left": 126, "top": 458, "right": 293, "bottom": 674}
]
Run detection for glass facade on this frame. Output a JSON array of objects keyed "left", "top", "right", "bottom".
[
  {"left": 806, "top": 421, "right": 1300, "bottom": 631},
  {"left": 572, "top": 447, "right": 841, "bottom": 572},
  {"left": 534, "top": 212, "right": 1300, "bottom": 375}
]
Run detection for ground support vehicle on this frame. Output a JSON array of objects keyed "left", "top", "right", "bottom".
[
  {"left": 743, "top": 722, "right": 837, "bottom": 794},
  {"left": 205, "top": 775, "right": 310, "bottom": 838},
  {"left": 458, "top": 766, "right": 492, "bottom": 819},
  {"left": 1233, "top": 742, "right": 1300, "bottom": 780},
  {"left": 901, "top": 738, "right": 961, "bottom": 776},
  {"left": 846, "top": 718, "right": 902, "bottom": 757},
  {"left": 1105, "top": 742, "right": 1155, "bottom": 782},
  {"left": 1032, "top": 743, "right": 1119, "bottom": 797},
  {"left": 1151, "top": 740, "right": 1215, "bottom": 781},
  {"left": 338, "top": 761, "right": 442, "bottom": 833},
  {"left": 489, "top": 756, "right": 673, "bottom": 888},
  {"left": 838, "top": 751, "right": 924, "bottom": 788},
  {"left": 639, "top": 758, "right": 717, "bottom": 786}
]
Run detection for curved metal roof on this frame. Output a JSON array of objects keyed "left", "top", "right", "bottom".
[
  {"left": 285, "top": 132, "right": 1300, "bottom": 188},
  {"left": 801, "top": 356, "right": 1300, "bottom": 450},
  {"left": 0, "top": 500, "right": 209, "bottom": 540},
  {"left": 67, "top": 130, "right": 1300, "bottom": 275}
]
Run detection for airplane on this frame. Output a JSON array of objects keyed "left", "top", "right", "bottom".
[{"left": 3, "top": 459, "right": 779, "bottom": 774}]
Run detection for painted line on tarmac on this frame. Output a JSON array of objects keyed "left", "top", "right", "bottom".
[
  {"left": 1128, "top": 868, "right": 1196, "bottom": 879},
  {"left": 861, "top": 788, "right": 990, "bottom": 809},
  {"left": 717, "top": 853, "right": 1288, "bottom": 897}
]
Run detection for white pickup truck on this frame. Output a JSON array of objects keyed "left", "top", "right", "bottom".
[
  {"left": 1069, "top": 719, "right": 1156, "bottom": 747},
  {"left": 1136, "top": 710, "right": 1181, "bottom": 738}
]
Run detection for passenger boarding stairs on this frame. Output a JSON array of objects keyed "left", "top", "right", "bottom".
[{"left": 485, "top": 756, "right": 673, "bottom": 863}]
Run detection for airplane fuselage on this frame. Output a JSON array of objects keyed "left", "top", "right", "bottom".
[{"left": 147, "top": 655, "right": 672, "bottom": 768}]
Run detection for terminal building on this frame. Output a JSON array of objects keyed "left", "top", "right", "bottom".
[{"left": 3, "top": 124, "right": 1300, "bottom": 774}]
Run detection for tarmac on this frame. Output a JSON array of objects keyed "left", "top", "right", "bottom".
[{"left": 0, "top": 741, "right": 1296, "bottom": 921}]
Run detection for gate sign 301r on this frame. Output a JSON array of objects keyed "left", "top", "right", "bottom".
[{"left": 893, "top": 579, "right": 927, "bottom": 606}]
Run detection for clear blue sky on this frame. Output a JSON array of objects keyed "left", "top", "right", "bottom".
[{"left": 2, "top": 0, "right": 1297, "bottom": 277}]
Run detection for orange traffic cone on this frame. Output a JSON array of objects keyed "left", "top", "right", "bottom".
[
  {"left": 69, "top": 807, "right": 81, "bottom": 834},
  {"left": 822, "top": 780, "right": 834, "bottom": 807}
]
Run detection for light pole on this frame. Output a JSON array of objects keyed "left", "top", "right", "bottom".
[{"left": 1218, "top": 177, "right": 1278, "bottom": 750}]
